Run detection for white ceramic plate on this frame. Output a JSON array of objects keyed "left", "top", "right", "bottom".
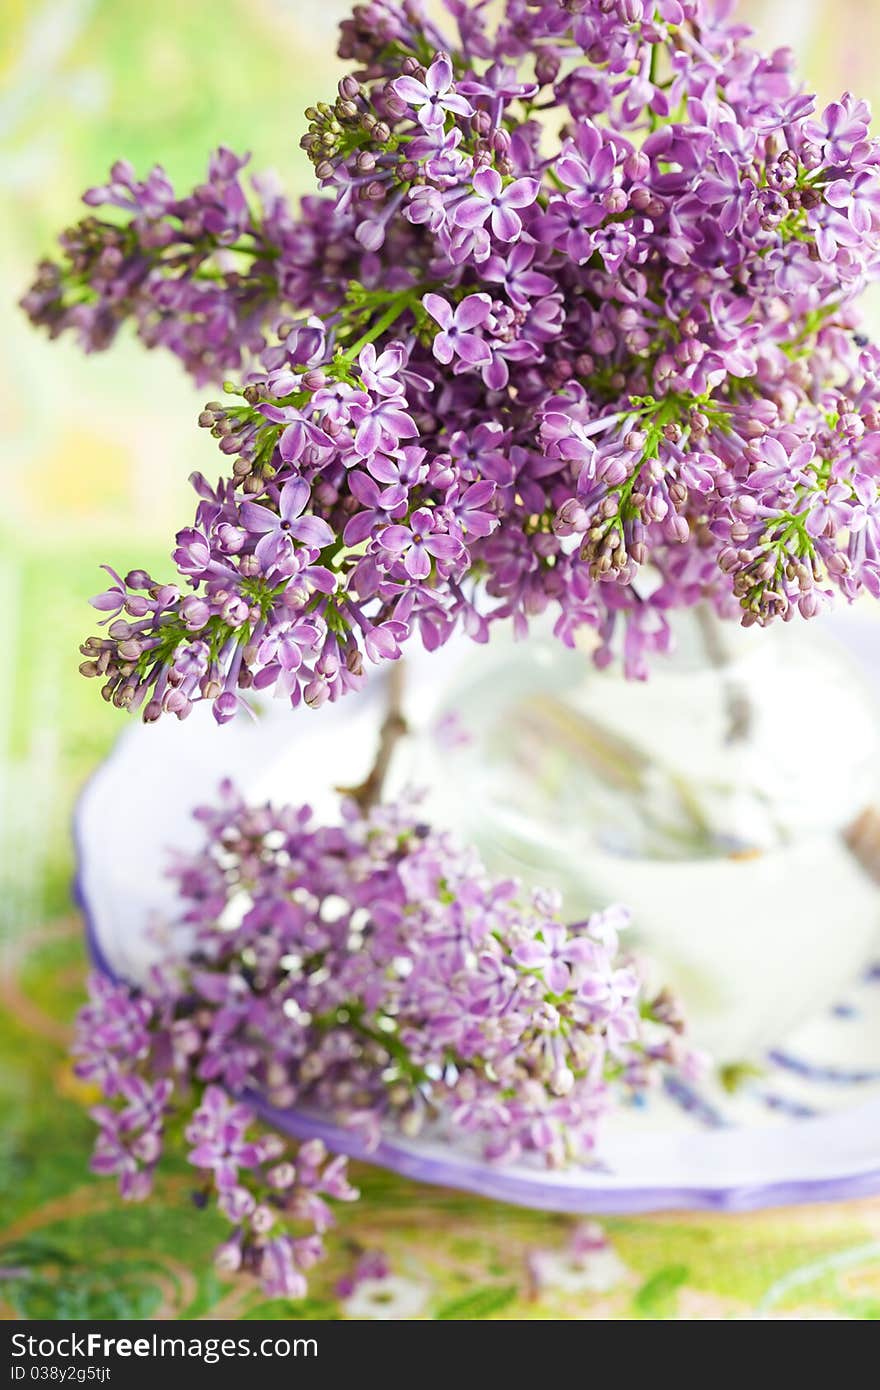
[{"left": 76, "top": 617, "right": 880, "bottom": 1212}]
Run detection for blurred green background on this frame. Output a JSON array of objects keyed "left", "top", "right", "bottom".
[{"left": 3, "top": 0, "right": 880, "bottom": 1320}]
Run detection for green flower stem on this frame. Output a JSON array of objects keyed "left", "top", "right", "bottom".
[{"left": 339, "top": 286, "right": 425, "bottom": 363}]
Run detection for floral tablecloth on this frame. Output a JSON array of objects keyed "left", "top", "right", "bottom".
[
  {"left": 2, "top": 0, "right": 880, "bottom": 1321},
  {"left": 3, "top": 916, "right": 880, "bottom": 1320}
]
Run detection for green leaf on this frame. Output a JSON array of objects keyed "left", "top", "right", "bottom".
[
  {"left": 434, "top": 1284, "right": 519, "bottom": 1320},
  {"left": 633, "top": 1265, "right": 689, "bottom": 1318}
]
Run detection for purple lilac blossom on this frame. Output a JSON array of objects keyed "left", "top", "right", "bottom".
[
  {"left": 75, "top": 786, "right": 692, "bottom": 1183},
  {"left": 74, "top": 968, "right": 358, "bottom": 1298},
  {"left": 23, "top": 0, "right": 880, "bottom": 718}
]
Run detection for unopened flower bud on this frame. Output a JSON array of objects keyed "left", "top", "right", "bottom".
[
  {"left": 550, "top": 1065, "right": 575, "bottom": 1097},
  {"left": 623, "top": 149, "right": 650, "bottom": 181}
]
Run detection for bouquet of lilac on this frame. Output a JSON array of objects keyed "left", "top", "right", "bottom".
[
  {"left": 75, "top": 785, "right": 687, "bottom": 1294},
  {"left": 24, "top": 0, "right": 880, "bottom": 721}
]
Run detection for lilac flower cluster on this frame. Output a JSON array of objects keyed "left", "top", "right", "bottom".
[
  {"left": 74, "top": 971, "right": 358, "bottom": 1298},
  {"left": 27, "top": 0, "right": 880, "bottom": 713},
  {"left": 20, "top": 150, "right": 288, "bottom": 384},
  {"left": 76, "top": 786, "right": 689, "bottom": 1186}
]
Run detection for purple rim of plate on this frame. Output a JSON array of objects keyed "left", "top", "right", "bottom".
[{"left": 72, "top": 734, "right": 880, "bottom": 1216}]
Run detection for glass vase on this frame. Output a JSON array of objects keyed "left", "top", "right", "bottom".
[{"left": 414, "top": 607, "right": 880, "bottom": 1062}]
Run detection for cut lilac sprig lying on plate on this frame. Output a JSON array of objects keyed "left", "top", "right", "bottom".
[
  {"left": 23, "top": 0, "right": 880, "bottom": 723},
  {"left": 74, "top": 783, "right": 693, "bottom": 1295}
]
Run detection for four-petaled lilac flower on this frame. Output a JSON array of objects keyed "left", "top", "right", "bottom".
[
  {"left": 513, "top": 923, "right": 596, "bottom": 994},
  {"left": 186, "top": 1085, "right": 263, "bottom": 1190},
  {"left": 422, "top": 292, "right": 491, "bottom": 366},
  {"left": 273, "top": 412, "right": 334, "bottom": 466},
  {"left": 696, "top": 151, "right": 755, "bottom": 234},
  {"left": 90, "top": 1075, "right": 172, "bottom": 1200},
  {"left": 578, "top": 964, "right": 640, "bottom": 1016},
  {"left": 239, "top": 478, "right": 334, "bottom": 568},
  {"left": 805, "top": 482, "right": 853, "bottom": 536},
  {"left": 805, "top": 97, "right": 870, "bottom": 159},
  {"left": 343, "top": 471, "right": 408, "bottom": 544},
  {"left": 441, "top": 480, "right": 498, "bottom": 539},
  {"left": 810, "top": 203, "right": 862, "bottom": 263},
  {"left": 366, "top": 445, "right": 427, "bottom": 490},
  {"left": 256, "top": 620, "right": 321, "bottom": 674},
  {"left": 357, "top": 342, "right": 407, "bottom": 395},
  {"left": 825, "top": 168, "right": 880, "bottom": 233},
  {"left": 89, "top": 1127, "right": 153, "bottom": 1201},
  {"left": 311, "top": 380, "right": 368, "bottom": 427},
  {"left": 447, "top": 422, "right": 510, "bottom": 483},
  {"left": 454, "top": 167, "right": 539, "bottom": 241},
  {"left": 392, "top": 53, "right": 473, "bottom": 129},
  {"left": 592, "top": 223, "right": 635, "bottom": 271},
  {"left": 556, "top": 121, "right": 617, "bottom": 226},
  {"left": 261, "top": 1238, "right": 308, "bottom": 1300},
  {"left": 350, "top": 394, "right": 418, "bottom": 456},
  {"left": 379, "top": 507, "right": 463, "bottom": 579},
  {"left": 534, "top": 195, "right": 596, "bottom": 262},
  {"left": 483, "top": 242, "right": 555, "bottom": 307}
]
